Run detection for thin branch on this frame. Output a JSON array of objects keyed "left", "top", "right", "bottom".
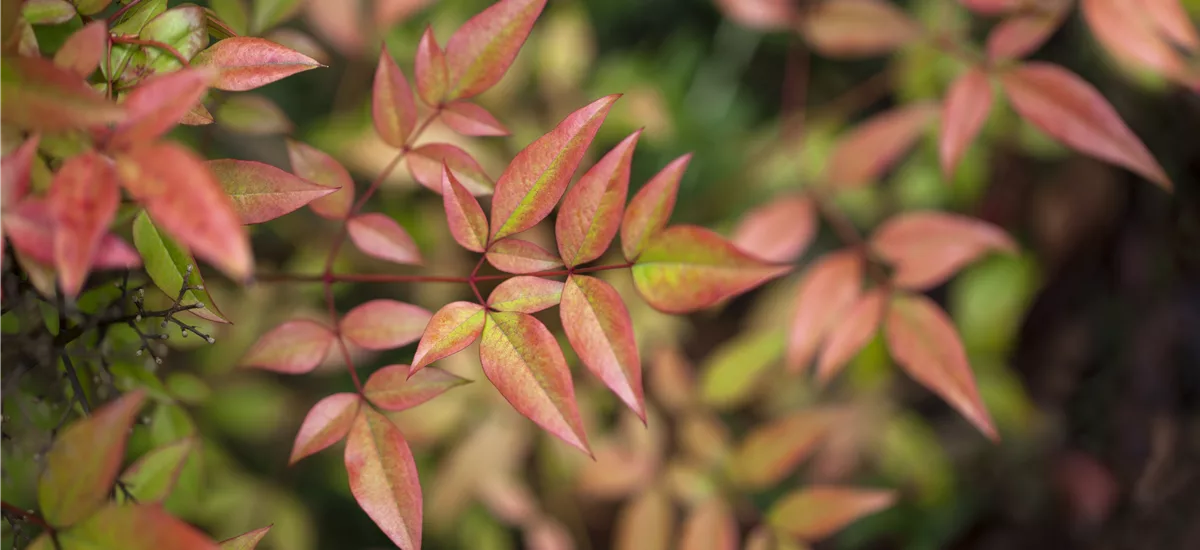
[
  {"left": 467, "top": 252, "right": 489, "bottom": 306},
  {"left": 109, "top": 35, "right": 190, "bottom": 68},
  {"left": 0, "top": 502, "right": 51, "bottom": 533},
  {"left": 107, "top": 0, "right": 143, "bottom": 25},
  {"left": 255, "top": 262, "right": 637, "bottom": 286},
  {"left": 59, "top": 353, "right": 91, "bottom": 415}
]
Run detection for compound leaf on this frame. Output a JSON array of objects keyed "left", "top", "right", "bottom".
[
  {"left": 409, "top": 143, "right": 493, "bottom": 196},
  {"left": 486, "top": 238, "right": 563, "bottom": 274},
  {"left": 620, "top": 154, "right": 690, "bottom": 261},
  {"left": 441, "top": 166, "right": 489, "bottom": 252},
  {"left": 440, "top": 100, "right": 509, "bottom": 137}
]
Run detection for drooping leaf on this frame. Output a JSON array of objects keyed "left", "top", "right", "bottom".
[
  {"left": 817, "top": 288, "right": 886, "bottom": 383},
  {"left": 786, "top": 250, "right": 863, "bottom": 372},
  {"left": 480, "top": 311, "right": 591, "bottom": 454},
  {"left": 131, "top": 210, "right": 228, "bottom": 323},
  {"left": 886, "top": 293, "right": 997, "bottom": 439},
  {"left": 768, "top": 486, "right": 896, "bottom": 542},
  {"left": 870, "top": 211, "right": 1017, "bottom": 290},
  {"left": 632, "top": 225, "right": 791, "bottom": 314},
  {"left": 347, "top": 213, "right": 423, "bottom": 265},
  {"left": 286, "top": 139, "right": 355, "bottom": 219},
  {"left": 825, "top": 102, "right": 939, "bottom": 190},
  {"left": 557, "top": 130, "right": 641, "bottom": 266},
  {"left": 0, "top": 56, "right": 125, "bottom": 132},
  {"left": 340, "top": 300, "right": 432, "bottom": 351},
  {"left": 679, "top": 499, "right": 738, "bottom": 550},
  {"left": 986, "top": 11, "right": 1067, "bottom": 62},
  {"left": 1000, "top": 62, "right": 1171, "bottom": 190},
  {"left": 289, "top": 392, "right": 361, "bottom": 464},
  {"left": 48, "top": 151, "right": 119, "bottom": 297},
  {"left": 443, "top": 0, "right": 547, "bottom": 100},
  {"left": 54, "top": 21, "right": 107, "bottom": 77},
  {"left": 215, "top": 94, "right": 293, "bottom": 135},
  {"left": 939, "top": 68, "right": 993, "bottom": 179},
  {"left": 440, "top": 100, "right": 509, "bottom": 136},
  {"left": 373, "top": 48, "right": 418, "bottom": 148},
  {"left": 731, "top": 194, "right": 816, "bottom": 264},
  {"left": 207, "top": 159, "right": 337, "bottom": 224},
  {"left": 798, "top": 0, "right": 920, "bottom": 58},
  {"left": 53, "top": 502, "right": 220, "bottom": 550},
  {"left": 241, "top": 319, "right": 336, "bottom": 374},
  {"left": 488, "top": 276, "right": 563, "bottom": 313},
  {"left": 614, "top": 488, "right": 674, "bottom": 550},
  {"left": 345, "top": 407, "right": 423, "bottom": 550},
  {"left": 490, "top": 95, "right": 619, "bottom": 240},
  {"left": 415, "top": 26, "right": 447, "bottom": 106},
  {"left": 118, "top": 438, "right": 196, "bottom": 503},
  {"left": 117, "top": 143, "right": 253, "bottom": 281},
  {"left": 486, "top": 238, "right": 563, "bottom": 274},
  {"left": 192, "top": 36, "right": 321, "bottom": 91},
  {"left": 22, "top": 0, "right": 76, "bottom": 25},
  {"left": 219, "top": 525, "right": 272, "bottom": 550},
  {"left": 409, "top": 143, "right": 493, "bottom": 195},
  {"left": 251, "top": 0, "right": 304, "bottom": 34},
  {"left": 561, "top": 274, "right": 645, "bottom": 421},
  {"left": 1082, "top": 0, "right": 1190, "bottom": 82},
  {"left": 38, "top": 390, "right": 147, "bottom": 528},
  {"left": 1, "top": 134, "right": 39, "bottom": 206},
  {"left": 363, "top": 364, "right": 471, "bottom": 412},
  {"left": 732, "top": 409, "right": 832, "bottom": 489},
  {"left": 620, "top": 154, "right": 690, "bottom": 261},
  {"left": 441, "top": 166, "right": 490, "bottom": 252},
  {"left": 410, "top": 301, "right": 486, "bottom": 372}
]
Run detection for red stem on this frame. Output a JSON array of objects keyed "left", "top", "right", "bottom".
[
  {"left": 107, "top": 0, "right": 142, "bottom": 24},
  {"left": 109, "top": 35, "right": 190, "bottom": 67},
  {"left": 256, "top": 262, "right": 635, "bottom": 286},
  {"left": 1, "top": 501, "right": 51, "bottom": 533}
]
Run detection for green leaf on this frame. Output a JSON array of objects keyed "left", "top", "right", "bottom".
[
  {"left": 210, "top": 0, "right": 249, "bottom": 36},
  {"left": 104, "top": 0, "right": 168, "bottom": 85},
  {"left": 137, "top": 6, "right": 209, "bottom": 76},
  {"left": 767, "top": 486, "right": 896, "bottom": 542},
  {"left": 131, "top": 210, "right": 229, "bottom": 324},
  {"left": 118, "top": 437, "right": 197, "bottom": 503},
  {"left": 698, "top": 329, "right": 785, "bottom": 409},
  {"left": 251, "top": 0, "right": 303, "bottom": 34}
]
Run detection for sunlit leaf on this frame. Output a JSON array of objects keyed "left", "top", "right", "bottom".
[
  {"left": 620, "top": 154, "right": 690, "bottom": 261},
  {"left": 679, "top": 499, "right": 738, "bottom": 550},
  {"left": 441, "top": 100, "right": 509, "bottom": 137},
  {"left": 410, "top": 301, "right": 486, "bottom": 373},
  {"left": 561, "top": 274, "right": 645, "bottom": 421},
  {"left": 409, "top": 143, "right": 493, "bottom": 195},
  {"left": 488, "top": 276, "right": 564, "bottom": 313},
  {"left": 443, "top": 0, "right": 547, "bottom": 100},
  {"left": 48, "top": 151, "right": 119, "bottom": 297},
  {"left": 363, "top": 364, "right": 471, "bottom": 412},
  {"left": 825, "top": 102, "right": 939, "bottom": 190},
  {"left": 347, "top": 213, "right": 423, "bottom": 265},
  {"left": 732, "top": 409, "right": 832, "bottom": 489},
  {"left": 441, "top": 166, "right": 490, "bottom": 252},
  {"left": 486, "top": 238, "right": 563, "bottom": 274},
  {"left": 816, "top": 288, "right": 886, "bottom": 383},
  {"left": 207, "top": 159, "right": 338, "bottom": 224},
  {"left": 111, "top": 68, "right": 215, "bottom": 150},
  {"left": 614, "top": 487, "right": 674, "bottom": 550},
  {"left": 219, "top": 525, "right": 272, "bottom": 550},
  {"left": 215, "top": 94, "right": 293, "bottom": 135},
  {"left": 786, "top": 250, "right": 862, "bottom": 372},
  {"left": 345, "top": 407, "right": 423, "bottom": 550},
  {"left": 557, "top": 130, "right": 641, "bottom": 266},
  {"left": 241, "top": 320, "right": 336, "bottom": 374},
  {"left": 54, "top": 21, "right": 107, "bottom": 77},
  {"left": 986, "top": 11, "right": 1066, "bottom": 62},
  {"left": 0, "top": 56, "right": 125, "bottom": 132},
  {"left": 731, "top": 194, "right": 816, "bottom": 264},
  {"left": 289, "top": 392, "right": 361, "bottom": 464},
  {"left": 341, "top": 299, "right": 432, "bottom": 351},
  {"left": 119, "top": 438, "right": 196, "bottom": 503},
  {"left": 192, "top": 36, "right": 321, "bottom": 91},
  {"left": 415, "top": 26, "right": 447, "bottom": 106},
  {"left": 287, "top": 139, "right": 355, "bottom": 220},
  {"left": 768, "top": 486, "right": 896, "bottom": 542},
  {"left": 871, "top": 211, "right": 1017, "bottom": 290},
  {"left": 799, "top": 0, "right": 919, "bottom": 57},
  {"left": 54, "top": 502, "right": 219, "bottom": 549},
  {"left": 131, "top": 210, "right": 228, "bottom": 323},
  {"left": 939, "top": 68, "right": 993, "bottom": 179},
  {"left": 373, "top": 48, "right": 418, "bottom": 148}
]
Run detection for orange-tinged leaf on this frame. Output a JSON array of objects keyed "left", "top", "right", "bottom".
[
  {"left": 799, "top": 0, "right": 919, "bottom": 58},
  {"left": 557, "top": 130, "right": 641, "bottom": 266},
  {"left": 1000, "top": 63, "right": 1171, "bottom": 190},
  {"left": 241, "top": 320, "right": 335, "bottom": 373},
  {"left": 287, "top": 139, "right": 355, "bottom": 219},
  {"left": 767, "top": 486, "right": 896, "bottom": 541},
  {"left": 620, "top": 154, "right": 690, "bottom": 261},
  {"left": 487, "top": 238, "right": 563, "bottom": 274},
  {"left": 219, "top": 525, "right": 272, "bottom": 550},
  {"left": 54, "top": 21, "right": 107, "bottom": 77},
  {"left": 442, "top": 166, "right": 490, "bottom": 252},
  {"left": 986, "top": 11, "right": 1066, "bottom": 62},
  {"left": 561, "top": 274, "right": 645, "bottom": 421},
  {"left": 54, "top": 502, "right": 220, "bottom": 550},
  {"left": 207, "top": 159, "right": 338, "bottom": 224},
  {"left": 441, "top": 100, "right": 509, "bottom": 136},
  {"left": 38, "top": 390, "right": 146, "bottom": 528},
  {"left": 410, "top": 143, "right": 493, "bottom": 195},
  {"left": 825, "top": 102, "right": 939, "bottom": 189},
  {"left": 480, "top": 311, "right": 591, "bottom": 454},
  {"left": 614, "top": 487, "right": 674, "bottom": 550},
  {"left": 1145, "top": 0, "right": 1199, "bottom": 51},
  {"left": 885, "top": 293, "right": 997, "bottom": 439},
  {"left": 116, "top": 142, "right": 253, "bottom": 281},
  {"left": 786, "top": 250, "right": 863, "bottom": 372},
  {"left": 816, "top": 289, "right": 886, "bottom": 383},
  {"left": 714, "top": 0, "right": 797, "bottom": 31},
  {"left": 1, "top": 134, "right": 39, "bottom": 205},
  {"left": 731, "top": 194, "right": 816, "bottom": 264},
  {"left": 679, "top": 499, "right": 738, "bottom": 550},
  {"left": 732, "top": 409, "right": 832, "bottom": 489},
  {"left": 347, "top": 213, "right": 423, "bottom": 265},
  {"left": 182, "top": 102, "right": 216, "bottom": 126},
  {"left": 111, "top": 67, "right": 216, "bottom": 149},
  {"left": 488, "top": 276, "right": 564, "bottom": 313},
  {"left": 363, "top": 364, "right": 471, "bottom": 411},
  {"left": 444, "top": 0, "right": 547, "bottom": 100},
  {"left": 373, "top": 48, "right": 418, "bottom": 148},
  {"left": 345, "top": 407, "right": 423, "bottom": 550},
  {"left": 632, "top": 225, "right": 791, "bottom": 314},
  {"left": 48, "top": 151, "right": 119, "bottom": 297},
  {"left": 940, "top": 68, "right": 993, "bottom": 179},
  {"left": 415, "top": 26, "right": 447, "bottom": 106},
  {"left": 118, "top": 438, "right": 196, "bottom": 503},
  {"left": 490, "top": 95, "right": 619, "bottom": 240},
  {"left": 341, "top": 299, "right": 432, "bottom": 351},
  {"left": 290, "top": 392, "right": 361, "bottom": 464},
  {"left": 871, "top": 211, "right": 1016, "bottom": 290},
  {"left": 192, "top": 36, "right": 321, "bottom": 91},
  {"left": 1082, "top": 0, "right": 1190, "bottom": 81},
  {"left": 410, "top": 301, "right": 486, "bottom": 373},
  {"left": 0, "top": 56, "right": 125, "bottom": 132}
]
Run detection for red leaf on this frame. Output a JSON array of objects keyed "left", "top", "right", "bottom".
[
  {"left": 487, "top": 238, "right": 563, "bottom": 274},
  {"left": 345, "top": 407, "right": 423, "bottom": 550},
  {"left": 94, "top": 235, "right": 144, "bottom": 269},
  {"left": 409, "top": 143, "right": 493, "bottom": 195},
  {"left": 3, "top": 200, "right": 60, "bottom": 265},
  {"left": 939, "top": 68, "right": 993, "bottom": 179},
  {"left": 885, "top": 293, "right": 997, "bottom": 440},
  {"left": 241, "top": 320, "right": 335, "bottom": 374},
  {"left": 799, "top": 0, "right": 920, "bottom": 58},
  {"left": 116, "top": 143, "right": 253, "bottom": 281},
  {"left": 0, "top": 56, "right": 125, "bottom": 132},
  {"left": 561, "top": 274, "right": 645, "bottom": 421},
  {"left": 207, "top": 159, "right": 338, "bottom": 224},
  {"left": 111, "top": 67, "right": 215, "bottom": 149},
  {"left": 441, "top": 167, "right": 490, "bottom": 253},
  {"left": 731, "top": 194, "right": 816, "bottom": 264},
  {"left": 53, "top": 502, "right": 220, "bottom": 550},
  {"left": 49, "top": 151, "right": 119, "bottom": 297},
  {"left": 441, "top": 100, "right": 509, "bottom": 137},
  {"left": 1, "top": 135, "right": 39, "bottom": 206},
  {"left": 192, "top": 36, "right": 322, "bottom": 91},
  {"left": 632, "top": 225, "right": 791, "bottom": 314},
  {"left": 679, "top": 499, "right": 738, "bottom": 550},
  {"left": 1000, "top": 62, "right": 1171, "bottom": 190},
  {"left": 816, "top": 288, "right": 886, "bottom": 383},
  {"left": 786, "top": 249, "right": 862, "bottom": 372},
  {"left": 363, "top": 364, "right": 471, "bottom": 411},
  {"left": 557, "top": 130, "right": 641, "bottom": 266},
  {"left": 410, "top": 301, "right": 486, "bottom": 373},
  {"left": 732, "top": 409, "right": 832, "bottom": 489},
  {"left": 286, "top": 139, "right": 355, "bottom": 219},
  {"left": 488, "top": 276, "right": 564, "bottom": 313},
  {"left": 415, "top": 26, "right": 447, "bottom": 106},
  {"left": 38, "top": 390, "right": 147, "bottom": 527},
  {"left": 347, "top": 213, "right": 423, "bottom": 265},
  {"left": 767, "top": 486, "right": 896, "bottom": 541},
  {"left": 341, "top": 299, "right": 432, "bottom": 351},
  {"left": 825, "top": 102, "right": 939, "bottom": 189},
  {"left": 871, "top": 211, "right": 1016, "bottom": 290},
  {"left": 1145, "top": 0, "right": 1199, "bottom": 51},
  {"left": 373, "top": 48, "right": 418, "bottom": 148},
  {"left": 443, "top": 0, "right": 547, "bottom": 100},
  {"left": 620, "top": 154, "right": 691, "bottom": 261},
  {"left": 986, "top": 11, "right": 1066, "bottom": 62},
  {"left": 490, "top": 95, "right": 619, "bottom": 240},
  {"left": 219, "top": 525, "right": 272, "bottom": 550},
  {"left": 1082, "top": 0, "right": 1190, "bottom": 81},
  {"left": 714, "top": 0, "right": 797, "bottom": 31},
  {"left": 54, "top": 21, "right": 107, "bottom": 77},
  {"left": 290, "top": 392, "right": 362, "bottom": 465}
]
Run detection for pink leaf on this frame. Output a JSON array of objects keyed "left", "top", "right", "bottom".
[
  {"left": 714, "top": 0, "right": 797, "bottom": 31},
  {"left": 480, "top": 311, "right": 591, "bottom": 454},
  {"left": 679, "top": 499, "right": 738, "bottom": 550},
  {"left": 110, "top": 67, "right": 215, "bottom": 150},
  {"left": 341, "top": 299, "right": 432, "bottom": 351},
  {"left": 373, "top": 48, "right": 418, "bottom": 148},
  {"left": 304, "top": 0, "right": 362, "bottom": 55},
  {"left": 986, "top": 11, "right": 1067, "bottom": 62},
  {"left": 409, "top": 143, "right": 493, "bottom": 195},
  {"left": 488, "top": 276, "right": 564, "bottom": 313},
  {"left": 799, "top": 0, "right": 920, "bottom": 58},
  {"left": 0, "top": 56, "right": 125, "bottom": 132},
  {"left": 218, "top": 525, "right": 272, "bottom": 550},
  {"left": 441, "top": 100, "right": 509, "bottom": 137},
  {"left": 939, "top": 68, "right": 993, "bottom": 179},
  {"left": 93, "top": 235, "right": 143, "bottom": 269},
  {"left": 871, "top": 211, "right": 1017, "bottom": 290},
  {"left": 287, "top": 139, "right": 355, "bottom": 220},
  {"left": 206, "top": 159, "right": 338, "bottom": 224},
  {"left": 825, "top": 102, "right": 939, "bottom": 190},
  {"left": 1000, "top": 62, "right": 1171, "bottom": 190},
  {"left": 363, "top": 364, "right": 471, "bottom": 411},
  {"left": 3, "top": 200, "right": 60, "bottom": 266},
  {"left": 786, "top": 249, "right": 863, "bottom": 372},
  {"left": 731, "top": 194, "right": 816, "bottom": 264},
  {"left": 556, "top": 130, "right": 641, "bottom": 266},
  {"left": 53, "top": 21, "right": 107, "bottom": 77},
  {"left": 442, "top": 166, "right": 490, "bottom": 253},
  {"left": 347, "top": 213, "right": 423, "bottom": 265},
  {"left": 490, "top": 95, "right": 619, "bottom": 240},
  {"left": 290, "top": 393, "right": 361, "bottom": 465},
  {"left": 816, "top": 288, "right": 887, "bottom": 383},
  {"left": 1081, "top": 0, "right": 1190, "bottom": 82},
  {"left": 48, "top": 502, "right": 219, "bottom": 550},
  {"left": 767, "top": 486, "right": 897, "bottom": 541},
  {"left": 192, "top": 36, "right": 322, "bottom": 91},
  {"left": 414, "top": 26, "right": 448, "bottom": 106},
  {"left": 620, "top": 154, "right": 691, "bottom": 261},
  {"left": 487, "top": 238, "right": 563, "bottom": 274},
  {"left": 345, "top": 407, "right": 423, "bottom": 550},
  {"left": 1145, "top": 0, "right": 1199, "bottom": 51},
  {"left": 410, "top": 301, "right": 486, "bottom": 373},
  {"left": 1, "top": 135, "right": 39, "bottom": 206},
  {"left": 241, "top": 320, "right": 335, "bottom": 374},
  {"left": 48, "top": 151, "right": 119, "bottom": 297},
  {"left": 443, "top": 0, "right": 548, "bottom": 100},
  {"left": 561, "top": 274, "right": 645, "bottom": 422}
]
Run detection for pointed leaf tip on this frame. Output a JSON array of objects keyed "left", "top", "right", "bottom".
[
  {"left": 345, "top": 407, "right": 423, "bottom": 550},
  {"left": 561, "top": 275, "right": 646, "bottom": 421},
  {"left": 444, "top": 0, "right": 548, "bottom": 100},
  {"left": 620, "top": 153, "right": 691, "bottom": 261},
  {"left": 373, "top": 48, "right": 418, "bottom": 148},
  {"left": 219, "top": 525, "right": 273, "bottom": 550},
  {"left": 940, "top": 68, "right": 993, "bottom": 179},
  {"left": 193, "top": 36, "right": 321, "bottom": 91},
  {"left": 290, "top": 393, "right": 361, "bottom": 465},
  {"left": 442, "top": 167, "right": 490, "bottom": 252},
  {"left": 557, "top": 129, "right": 641, "bottom": 266},
  {"left": 208, "top": 159, "right": 339, "bottom": 224},
  {"left": 410, "top": 301, "right": 486, "bottom": 373}
]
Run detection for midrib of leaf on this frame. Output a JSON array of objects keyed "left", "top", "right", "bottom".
[
  {"left": 570, "top": 278, "right": 619, "bottom": 360},
  {"left": 362, "top": 411, "right": 409, "bottom": 529},
  {"left": 496, "top": 133, "right": 584, "bottom": 238}
]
